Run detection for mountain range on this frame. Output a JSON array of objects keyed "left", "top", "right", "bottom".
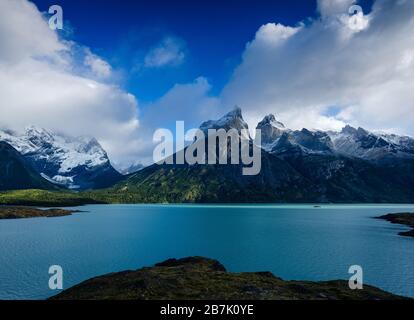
[
  {"left": 259, "top": 114, "right": 414, "bottom": 163},
  {"left": 107, "top": 107, "right": 414, "bottom": 203},
  {"left": 0, "top": 127, "right": 122, "bottom": 190},
  {"left": 2, "top": 108, "right": 414, "bottom": 203}
]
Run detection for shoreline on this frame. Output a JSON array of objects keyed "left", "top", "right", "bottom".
[
  {"left": 0, "top": 206, "right": 81, "bottom": 219},
  {"left": 376, "top": 213, "right": 414, "bottom": 237}
]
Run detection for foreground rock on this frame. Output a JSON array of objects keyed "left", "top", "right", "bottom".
[
  {"left": 51, "top": 257, "right": 405, "bottom": 300},
  {"left": 376, "top": 213, "right": 414, "bottom": 237},
  {"left": 0, "top": 206, "right": 79, "bottom": 219}
]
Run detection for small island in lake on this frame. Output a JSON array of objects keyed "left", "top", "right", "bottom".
[
  {"left": 0, "top": 206, "right": 80, "bottom": 219},
  {"left": 51, "top": 256, "right": 406, "bottom": 300},
  {"left": 376, "top": 213, "right": 414, "bottom": 238}
]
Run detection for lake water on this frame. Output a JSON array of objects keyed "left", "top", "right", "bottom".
[{"left": 0, "top": 204, "right": 413, "bottom": 299}]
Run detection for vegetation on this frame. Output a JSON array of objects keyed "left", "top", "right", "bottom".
[
  {"left": 51, "top": 256, "right": 406, "bottom": 300},
  {"left": 85, "top": 160, "right": 325, "bottom": 204},
  {"left": 0, "top": 189, "right": 105, "bottom": 207},
  {"left": 3, "top": 158, "right": 414, "bottom": 207}
]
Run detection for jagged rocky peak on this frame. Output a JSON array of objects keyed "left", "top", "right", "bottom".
[
  {"left": 341, "top": 125, "right": 358, "bottom": 135},
  {"left": 199, "top": 106, "right": 249, "bottom": 137},
  {"left": 226, "top": 105, "right": 243, "bottom": 119},
  {"left": 257, "top": 114, "right": 285, "bottom": 129},
  {"left": 25, "top": 125, "right": 55, "bottom": 143},
  {"left": 329, "top": 124, "right": 414, "bottom": 162},
  {"left": 75, "top": 136, "right": 108, "bottom": 157},
  {"left": 293, "top": 129, "right": 334, "bottom": 153},
  {"left": 340, "top": 125, "right": 370, "bottom": 139},
  {"left": 257, "top": 114, "right": 287, "bottom": 148}
]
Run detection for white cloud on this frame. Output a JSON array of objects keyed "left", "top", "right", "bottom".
[
  {"left": 0, "top": 0, "right": 66, "bottom": 64},
  {"left": 221, "top": 0, "right": 414, "bottom": 136},
  {"left": 253, "top": 23, "right": 302, "bottom": 47},
  {"left": 317, "top": 0, "right": 356, "bottom": 18},
  {"left": 144, "top": 37, "right": 185, "bottom": 68},
  {"left": 0, "top": 0, "right": 142, "bottom": 167},
  {"left": 83, "top": 48, "right": 112, "bottom": 79},
  {"left": 144, "top": 77, "right": 221, "bottom": 128}
]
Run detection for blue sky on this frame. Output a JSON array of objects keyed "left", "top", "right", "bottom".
[
  {"left": 31, "top": 0, "right": 375, "bottom": 104},
  {"left": 31, "top": 0, "right": 323, "bottom": 102}
]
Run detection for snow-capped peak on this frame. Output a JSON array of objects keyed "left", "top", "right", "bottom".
[
  {"left": 224, "top": 106, "right": 243, "bottom": 119},
  {"left": 329, "top": 125, "right": 414, "bottom": 161},
  {"left": 254, "top": 113, "right": 414, "bottom": 160},
  {"left": 258, "top": 114, "right": 285, "bottom": 130},
  {"left": 199, "top": 106, "right": 250, "bottom": 139},
  {"left": 0, "top": 126, "right": 120, "bottom": 189},
  {"left": 256, "top": 114, "right": 289, "bottom": 150}
]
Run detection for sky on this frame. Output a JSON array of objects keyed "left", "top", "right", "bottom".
[
  {"left": 31, "top": 0, "right": 317, "bottom": 101},
  {"left": 0, "top": 0, "right": 413, "bottom": 169}
]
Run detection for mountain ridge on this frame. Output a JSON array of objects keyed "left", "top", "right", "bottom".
[
  {"left": 2, "top": 108, "right": 414, "bottom": 203},
  {"left": 102, "top": 108, "right": 414, "bottom": 203},
  {"left": 0, "top": 126, "right": 122, "bottom": 190}
]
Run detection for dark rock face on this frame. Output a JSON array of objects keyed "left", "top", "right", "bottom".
[
  {"left": 0, "top": 142, "right": 57, "bottom": 191},
  {"left": 51, "top": 256, "right": 407, "bottom": 300}
]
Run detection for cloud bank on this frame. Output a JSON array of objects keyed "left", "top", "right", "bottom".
[{"left": 222, "top": 0, "right": 414, "bottom": 136}]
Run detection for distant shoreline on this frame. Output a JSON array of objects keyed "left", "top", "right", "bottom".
[
  {"left": 2, "top": 189, "right": 414, "bottom": 208},
  {"left": 0, "top": 206, "right": 81, "bottom": 219},
  {"left": 376, "top": 213, "right": 414, "bottom": 238}
]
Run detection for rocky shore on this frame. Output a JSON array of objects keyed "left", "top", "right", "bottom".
[
  {"left": 0, "top": 206, "right": 80, "bottom": 219},
  {"left": 51, "top": 257, "right": 406, "bottom": 300},
  {"left": 376, "top": 213, "right": 414, "bottom": 237}
]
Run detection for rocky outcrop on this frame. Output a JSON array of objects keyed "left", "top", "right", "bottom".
[
  {"left": 376, "top": 213, "right": 414, "bottom": 237},
  {"left": 0, "top": 206, "right": 79, "bottom": 219},
  {"left": 51, "top": 257, "right": 406, "bottom": 300}
]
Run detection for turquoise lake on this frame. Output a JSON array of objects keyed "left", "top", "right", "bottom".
[{"left": 0, "top": 204, "right": 413, "bottom": 299}]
